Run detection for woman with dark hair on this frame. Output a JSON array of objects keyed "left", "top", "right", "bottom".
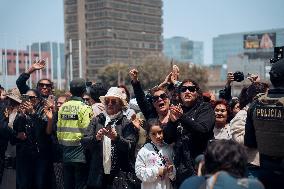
[
  {"left": 213, "top": 100, "right": 231, "bottom": 140},
  {"left": 135, "top": 118, "right": 175, "bottom": 189},
  {"left": 204, "top": 140, "right": 248, "bottom": 177},
  {"left": 179, "top": 140, "right": 264, "bottom": 189},
  {"left": 129, "top": 69, "right": 171, "bottom": 126},
  {"left": 13, "top": 89, "right": 53, "bottom": 189},
  {"left": 230, "top": 82, "right": 269, "bottom": 172},
  {"left": 228, "top": 97, "right": 240, "bottom": 120},
  {"left": 0, "top": 88, "right": 22, "bottom": 188},
  {"left": 163, "top": 78, "right": 215, "bottom": 187}
]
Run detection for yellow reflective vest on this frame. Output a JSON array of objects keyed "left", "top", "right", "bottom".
[{"left": 57, "top": 97, "right": 93, "bottom": 146}]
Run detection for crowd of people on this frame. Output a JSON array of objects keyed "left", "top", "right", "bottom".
[{"left": 0, "top": 54, "right": 283, "bottom": 189}]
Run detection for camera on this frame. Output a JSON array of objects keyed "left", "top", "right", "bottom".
[
  {"left": 270, "top": 46, "right": 284, "bottom": 63},
  {"left": 218, "top": 89, "right": 226, "bottom": 99},
  {"left": 21, "top": 94, "right": 29, "bottom": 102},
  {"left": 86, "top": 81, "right": 92, "bottom": 87},
  {"left": 233, "top": 71, "right": 244, "bottom": 82}
]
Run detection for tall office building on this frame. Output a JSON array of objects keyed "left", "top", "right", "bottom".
[
  {"left": 163, "top": 36, "right": 204, "bottom": 65},
  {"left": 64, "top": 0, "right": 163, "bottom": 81}
]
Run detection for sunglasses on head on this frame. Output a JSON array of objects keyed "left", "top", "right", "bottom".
[
  {"left": 105, "top": 98, "right": 118, "bottom": 105},
  {"left": 180, "top": 86, "right": 197, "bottom": 93},
  {"left": 152, "top": 93, "right": 168, "bottom": 102},
  {"left": 38, "top": 83, "right": 52, "bottom": 88}
]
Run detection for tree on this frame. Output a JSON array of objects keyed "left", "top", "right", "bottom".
[
  {"left": 97, "top": 56, "right": 209, "bottom": 91},
  {"left": 97, "top": 62, "right": 129, "bottom": 88}
]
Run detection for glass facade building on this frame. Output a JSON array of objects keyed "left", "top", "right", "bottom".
[
  {"left": 64, "top": 0, "right": 163, "bottom": 81},
  {"left": 31, "top": 42, "right": 65, "bottom": 79},
  {"left": 213, "top": 28, "right": 284, "bottom": 81},
  {"left": 213, "top": 28, "right": 284, "bottom": 65},
  {"left": 163, "top": 37, "right": 204, "bottom": 65}
]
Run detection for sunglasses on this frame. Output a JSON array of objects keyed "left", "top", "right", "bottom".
[
  {"left": 105, "top": 98, "right": 118, "bottom": 105},
  {"left": 152, "top": 93, "right": 168, "bottom": 102},
  {"left": 180, "top": 86, "right": 196, "bottom": 93},
  {"left": 29, "top": 96, "right": 37, "bottom": 99},
  {"left": 38, "top": 83, "right": 52, "bottom": 88}
]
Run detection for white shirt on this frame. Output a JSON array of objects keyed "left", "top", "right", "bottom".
[
  {"left": 213, "top": 124, "right": 232, "bottom": 140},
  {"left": 135, "top": 142, "right": 176, "bottom": 189}
]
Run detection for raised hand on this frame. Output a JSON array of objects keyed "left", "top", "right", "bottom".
[
  {"left": 131, "top": 114, "right": 143, "bottom": 129},
  {"left": 129, "top": 69, "right": 139, "bottom": 82},
  {"left": 26, "top": 59, "right": 46, "bottom": 74},
  {"left": 169, "top": 105, "right": 183, "bottom": 122},
  {"left": 226, "top": 72, "right": 234, "bottom": 85},
  {"left": 247, "top": 74, "right": 260, "bottom": 83},
  {"left": 32, "top": 59, "right": 46, "bottom": 70},
  {"left": 171, "top": 64, "right": 179, "bottom": 82},
  {"left": 20, "top": 101, "right": 34, "bottom": 114},
  {"left": 43, "top": 105, "right": 53, "bottom": 121}
]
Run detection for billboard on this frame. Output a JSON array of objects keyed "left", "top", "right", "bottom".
[{"left": 243, "top": 33, "right": 276, "bottom": 49}]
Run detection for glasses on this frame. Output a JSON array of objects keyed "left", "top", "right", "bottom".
[
  {"left": 29, "top": 96, "right": 37, "bottom": 99},
  {"left": 180, "top": 86, "right": 196, "bottom": 93},
  {"left": 152, "top": 93, "right": 168, "bottom": 102},
  {"left": 38, "top": 83, "right": 52, "bottom": 88},
  {"left": 104, "top": 98, "right": 118, "bottom": 105}
]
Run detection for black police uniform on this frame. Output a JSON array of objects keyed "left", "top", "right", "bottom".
[{"left": 245, "top": 57, "right": 284, "bottom": 189}]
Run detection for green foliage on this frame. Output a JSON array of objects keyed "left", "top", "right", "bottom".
[
  {"left": 97, "top": 56, "right": 208, "bottom": 91},
  {"left": 97, "top": 63, "right": 130, "bottom": 88}
]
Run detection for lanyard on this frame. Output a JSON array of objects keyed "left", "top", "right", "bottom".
[{"left": 150, "top": 142, "right": 167, "bottom": 166}]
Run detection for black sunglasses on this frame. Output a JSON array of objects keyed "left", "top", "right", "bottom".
[
  {"left": 105, "top": 98, "right": 118, "bottom": 105},
  {"left": 152, "top": 93, "right": 168, "bottom": 102},
  {"left": 180, "top": 86, "right": 197, "bottom": 93},
  {"left": 29, "top": 96, "right": 37, "bottom": 99},
  {"left": 38, "top": 83, "right": 52, "bottom": 88}
]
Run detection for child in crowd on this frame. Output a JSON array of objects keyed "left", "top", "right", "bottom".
[{"left": 135, "top": 118, "right": 176, "bottom": 189}]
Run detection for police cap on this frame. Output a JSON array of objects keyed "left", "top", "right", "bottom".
[{"left": 269, "top": 58, "right": 284, "bottom": 87}]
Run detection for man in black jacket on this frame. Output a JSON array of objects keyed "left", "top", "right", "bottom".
[
  {"left": 16, "top": 59, "right": 53, "bottom": 98},
  {"left": 163, "top": 79, "right": 215, "bottom": 187}
]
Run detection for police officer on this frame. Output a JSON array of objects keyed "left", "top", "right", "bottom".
[
  {"left": 245, "top": 53, "right": 284, "bottom": 188},
  {"left": 57, "top": 78, "right": 93, "bottom": 189}
]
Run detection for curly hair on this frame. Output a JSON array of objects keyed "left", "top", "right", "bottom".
[{"left": 204, "top": 139, "right": 248, "bottom": 178}]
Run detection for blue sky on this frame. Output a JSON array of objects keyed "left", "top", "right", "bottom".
[{"left": 1, "top": 0, "right": 284, "bottom": 64}]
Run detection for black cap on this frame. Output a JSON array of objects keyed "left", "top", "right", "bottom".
[
  {"left": 70, "top": 78, "right": 86, "bottom": 96},
  {"left": 270, "top": 58, "right": 284, "bottom": 87}
]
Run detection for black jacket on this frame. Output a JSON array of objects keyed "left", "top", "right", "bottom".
[
  {"left": 13, "top": 104, "right": 52, "bottom": 160},
  {"left": 163, "top": 98, "right": 215, "bottom": 186},
  {"left": 16, "top": 72, "right": 32, "bottom": 95},
  {"left": 81, "top": 113, "right": 139, "bottom": 188},
  {"left": 131, "top": 80, "right": 158, "bottom": 120}
]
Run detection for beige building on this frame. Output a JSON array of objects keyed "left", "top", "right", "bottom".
[{"left": 64, "top": 0, "right": 163, "bottom": 81}]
